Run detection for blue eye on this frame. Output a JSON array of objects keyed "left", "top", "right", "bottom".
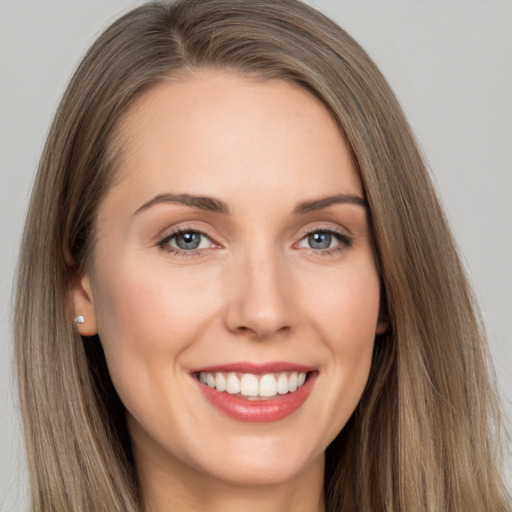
[
  {"left": 297, "top": 230, "right": 351, "bottom": 251},
  {"left": 307, "top": 232, "right": 333, "bottom": 250},
  {"left": 160, "top": 230, "right": 213, "bottom": 251}
]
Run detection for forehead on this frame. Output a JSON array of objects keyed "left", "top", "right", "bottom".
[{"left": 103, "top": 69, "right": 362, "bottom": 215}]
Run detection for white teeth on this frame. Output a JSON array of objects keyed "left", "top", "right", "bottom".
[
  {"left": 289, "top": 372, "right": 298, "bottom": 392},
  {"left": 206, "top": 373, "right": 216, "bottom": 388},
  {"left": 199, "top": 371, "right": 308, "bottom": 397},
  {"left": 240, "top": 374, "right": 259, "bottom": 396},
  {"left": 215, "top": 372, "right": 227, "bottom": 392},
  {"left": 277, "top": 373, "right": 289, "bottom": 394},
  {"left": 226, "top": 372, "right": 241, "bottom": 394},
  {"left": 259, "top": 374, "right": 277, "bottom": 397}
]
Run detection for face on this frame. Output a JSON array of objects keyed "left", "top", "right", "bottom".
[{"left": 73, "top": 70, "right": 385, "bottom": 492}]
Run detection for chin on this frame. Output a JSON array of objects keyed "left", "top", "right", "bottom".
[{"left": 190, "top": 434, "right": 325, "bottom": 487}]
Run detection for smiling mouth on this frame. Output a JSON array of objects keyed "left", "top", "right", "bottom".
[
  {"left": 192, "top": 366, "right": 318, "bottom": 423},
  {"left": 193, "top": 370, "right": 312, "bottom": 400},
  {"left": 191, "top": 362, "right": 318, "bottom": 422}
]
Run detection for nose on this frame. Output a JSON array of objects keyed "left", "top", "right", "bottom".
[{"left": 223, "top": 249, "right": 294, "bottom": 339}]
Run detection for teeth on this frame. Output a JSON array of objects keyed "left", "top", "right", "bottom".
[
  {"left": 215, "top": 373, "right": 227, "bottom": 392},
  {"left": 206, "top": 373, "right": 216, "bottom": 388},
  {"left": 277, "top": 373, "right": 289, "bottom": 394},
  {"left": 199, "top": 371, "right": 308, "bottom": 397},
  {"left": 240, "top": 374, "right": 259, "bottom": 396},
  {"left": 226, "top": 372, "right": 241, "bottom": 394},
  {"left": 259, "top": 374, "right": 277, "bottom": 397},
  {"left": 289, "top": 372, "right": 298, "bottom": 392}
]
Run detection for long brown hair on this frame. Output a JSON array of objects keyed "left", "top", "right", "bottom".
[{"left": 14, "top": 1, "right": 509, "bottom": 510}]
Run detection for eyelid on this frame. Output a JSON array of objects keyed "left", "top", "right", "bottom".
[
  {"left": 299, "top": 224, "right": 351, "bottom": 241},
  {"left": 156, "top": 224, "right": 221, "bottom": 252},
  {"left": 294, "top": 225, "right": 353, "bottom": 252},
  {"left": 155, "top": 222, "right": 352, "bottom": 257}
]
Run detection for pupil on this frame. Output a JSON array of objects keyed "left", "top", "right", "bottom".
[
  {"left": 308, "top": 232, "right": 331, "bottom": 249},
  {"left": 177, "top": 232, "right": 200, "bottom": 250}
]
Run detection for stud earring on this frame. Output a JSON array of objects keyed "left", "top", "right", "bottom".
[{"left": 74, "top": 315, "right": 85, "bottom": 325}]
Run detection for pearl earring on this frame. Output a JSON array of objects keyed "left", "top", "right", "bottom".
[{"left": 74, "top": 315, "right": 85, "bottom": 325}]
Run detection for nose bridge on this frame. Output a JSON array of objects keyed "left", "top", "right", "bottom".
[{"left": 224, "top": 240, "right": 293, "bottom": 339}]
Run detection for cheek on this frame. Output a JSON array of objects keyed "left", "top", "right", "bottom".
[
  {"left": 309, "top": 259, "right": 381, "bottom": 347},
  {"left": 94, "top": 260, "right": 215, "bottom": 347},
  {"left": 90, "top": 259, "right": 219, "bottom": 401},
  {"left": 332, "top": 272, "right": 379, "bottom": 374},
  {"left": 301, "top": 259, "right": 380, "bottom": 419}
]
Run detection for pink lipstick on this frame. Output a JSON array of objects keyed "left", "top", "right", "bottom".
[{"left": 191, "top": 362, "right": 317, "bottom": 423}]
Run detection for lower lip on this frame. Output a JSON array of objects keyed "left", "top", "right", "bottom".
[{"left": 195, "top": 373, "right": 317, "bottom": 423}]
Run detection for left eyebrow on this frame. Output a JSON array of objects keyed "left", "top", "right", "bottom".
[
  {"left": 132, "top": 193, "right": 230, "bottom": 216},
  {"left": 293, "top": 194, "right": 368, "bottom": 215}
]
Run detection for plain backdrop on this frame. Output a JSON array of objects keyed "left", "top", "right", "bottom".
[{"left": 1, "top": 1, "right": 511, "bottom": 509}]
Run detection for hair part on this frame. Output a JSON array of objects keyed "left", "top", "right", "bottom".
[{"left": 14, "top": 1, "right": 509, "bottom": 510}]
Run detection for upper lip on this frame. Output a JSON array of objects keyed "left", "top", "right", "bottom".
[{"left": 191, "top": 361, "right": 316, "bottom": 374}]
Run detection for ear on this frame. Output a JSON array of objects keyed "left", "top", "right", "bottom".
[
  {"left": 375, "top": 315, "right": 389, "bottom": 335},
  {"left": 375, "top": 288, "right": 389, "bottom": 335},
  {"left": 375, "top": 299, "right": 389, "bottom": 335},
  {"left": 69, "top": 268, "right": 98, "bottom": 337}
]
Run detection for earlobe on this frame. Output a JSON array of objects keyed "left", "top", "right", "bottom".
[
  {"left": 375, "top": 319, "right": 388, "bottom": 335},
  {"left": 70, "top": 272, "right": 98, "bottom": 336},
  {"left": 375, "top": 309, "right": 389, "bottom": 335},
  {"left": 376, "top": 291, "right": 389, "bottom": 335}
]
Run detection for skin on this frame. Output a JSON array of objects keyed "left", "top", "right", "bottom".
[{"left": 72, "top": 69, "right": 386, "bottom": 512}]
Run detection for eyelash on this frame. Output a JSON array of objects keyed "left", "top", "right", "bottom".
[
  {"left": 297, "top": 227, "right": 353, "bottom": 256},
  {"left": 157, "top": 227, "right": 216, "bottom": 257},
  {"left": 157, "top": 226, "right": 352, "bottom": 257}
]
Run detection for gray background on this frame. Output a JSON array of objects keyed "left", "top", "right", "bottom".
[{"left": 1, "top": 1, "right": 510, "bottom": 509}]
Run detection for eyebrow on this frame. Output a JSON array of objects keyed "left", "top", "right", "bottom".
[
  {"left": 293, "top": 194, "right": 368, "bottom": 214},
  {"left": 133, "top": 193, "right": 229, "bottom": 216},
  {"left": 133, "top": 192, "right": 367, "bottom": 217}
]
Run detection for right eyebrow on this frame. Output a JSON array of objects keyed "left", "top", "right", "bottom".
[
  {"left": 293, "top": 193, "right": 368, "bottom": 215},
  {"left": 132, "top": 193, "right": 230, "bottom": 216}
]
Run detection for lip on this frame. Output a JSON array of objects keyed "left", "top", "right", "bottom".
[
  {"left": 191, "top": 362, "right": 318, "bottom": 423},
  {"left": 192, "top": 361, "right": 316, "bottom": 374}
]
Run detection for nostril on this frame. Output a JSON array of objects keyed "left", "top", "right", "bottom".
[{"left": 222, "top": 268, "right": 294, "bottom": 338}]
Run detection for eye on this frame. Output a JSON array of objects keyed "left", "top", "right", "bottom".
[
  {"left": 159, "top": 229, "right": 214, "bottom": 252},
  {"left": 297, "top": 229, "right": 351, "bottom": 252}
]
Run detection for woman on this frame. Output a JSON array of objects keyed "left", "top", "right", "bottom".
[{"left": 14, "top": 0, "right": 510, "bottom": 510}]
